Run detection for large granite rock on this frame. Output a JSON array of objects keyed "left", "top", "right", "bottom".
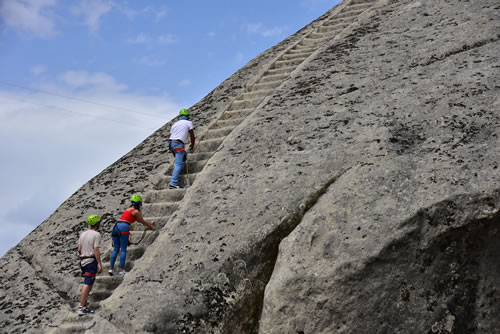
[{"left": 1, "top": 0, "right": 499, "bottom": 333}]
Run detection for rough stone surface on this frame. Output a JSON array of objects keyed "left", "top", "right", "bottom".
[{"left": 1, "top": 0, "right": 499, "bottom": 333}]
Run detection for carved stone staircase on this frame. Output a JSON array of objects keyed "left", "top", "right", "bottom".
[{"left": 49, "top": 1, "right": 379, "bottom": 332}]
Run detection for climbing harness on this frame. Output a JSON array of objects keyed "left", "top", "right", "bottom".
[
  {"left": 112, "top": 222, "right": 132, "bottom": 246},
  {"left": 79, "top": 255, "right": 96, "bottom": 277},
  {"left": 168, "top": 139, "right": 185, "bottom": 157}
]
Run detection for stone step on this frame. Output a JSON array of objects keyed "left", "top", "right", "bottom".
[
  {"left": 298, "top": 36, "right": 329, "bottom": 47},
  {"left": 334, "top": 8, "right": 365, "bottom": 19},
  {"left": 231, "top": 97, "right": 263, "bottom": 110},
  {"left": 212, "top": 117, "right": 244, "bottom": 129},
  {"left": 132, "top": 216, "right": 168, "bottom": 230},
  {"left": 153, "top": 173, "right": 197, "bottom": 190},
  {"left": 239, "top": 89, "right": 272, "bottom": 101},
  {"left": 196, "top": 137, "right": 224, "bottom": 152},
  {"left": 93, "top": 275, "right": 124, "bottom": 290},
  {"left": 280, "top": 51, "right": 312, "bottom": 60},
  {"left": 121, "top": 245, "right": 145, "bottom": 261},
  {"left": 266, "top": 65, "right": 296, "bottom": 76},
  {"left": 288, "top": 45, "right": 317, "bottom": 54},
  {"left": 203, "top": 126, "right": 236, "bottom": 140},
  {"left": 273, "top": 57, "right": 308, "bottom": 68},
  {"left": 144, "top": 188, "right": 186, "bottom": 202},
  {"left": 142, "top": 202, "right": 180, "bottom": 217},
  {"left": 166, "top": 159, "right": 208, "bottom": 174},
  {"left": 89, "top": 288, "right": 113, "bottom": 302},
  {"left": 55, "top": 315, "right": 124, "bottom": 334},
  {"left": 248, "top": 81, "right": 282, "bottom": 92},
  {"left": 60, "top": 313, "right": 97, "bottom": 325},
  {"left": 130, "top": 230, "right": 159, "bottom": 245},
  {"left": 56, "top": 322, "right": 90, "bottom": 333},
  {"left": 102, "top": 260, "right": 135, "bottom": 273},
  {"left": 258, "top": 72, "right": 289, "bottom": 83},
  {"left": 188, "top": 152, "right": 214, "bottom": 161},
  {"left": 345, "top": 2, "right": 375, "bottom": 11},
  {"left": 308, "top": 31, "right": 333, "bottom": 39},
  {"left": 349, "top": 0, "right": 376, "bottom": 4},
  {"left": 223, "top": 108, "right": 254, "bottom": 119},
  {"left": 327, "top": 14, "right": 358, "bottom": 24},
  {"left": 317, "top": 23, "right": 347, "bottom": 33},
  {"left": 265, "top": 65, "right": 296, "bottom": 75}
]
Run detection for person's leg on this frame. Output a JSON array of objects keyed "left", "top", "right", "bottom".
[
  {"left": 79, "top": 261, "right": 97, "bottom": 314},
  {"left": 118, "top": 223, "right": 130, "bottom": 271},
  {"left": 80, "top": 284, "right": 92, "bottom": 307},
  {"left": 109, "top": 233, "right": 120, "bottom": 270},
  {"left": 170, "top": 142, "right": 186, "bottom": 186}
]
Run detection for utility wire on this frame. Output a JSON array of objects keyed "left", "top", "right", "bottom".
[
  {"left": 0, "top": 94, "right": 159, "bottom": 131},
  {"left": 0, "top": 81, "right": 170, "bottom": 120}
]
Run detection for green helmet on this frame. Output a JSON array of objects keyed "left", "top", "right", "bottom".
[
  {"left": 179, "top": 108, "right": 190, "bottom": 116},
  {"left": 87, "top": 215, "right": 101, "bottom": 226},
  {"left": 130, "top": 193, "right": 143, "bottom": 203}
]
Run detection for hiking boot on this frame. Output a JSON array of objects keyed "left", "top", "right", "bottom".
[
  {"left": 78, "top": 306, "right": 94, "bottom": 316},
  {"left": 169, "top": 184, "right": 181, "bottom": 189},
  {"left": 108, "top": 268, "right": 114, "bottom": 276}
]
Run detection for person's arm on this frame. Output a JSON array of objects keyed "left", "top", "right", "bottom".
[
  {"left": 189, "top": 129, "right": 195, "bottom": 151},
  {"left": 94, "top": 247, "right": 102, "bottom": 273},
  {"left": 77, "top": 244, "right": 81, "bottom": 255},
  {"left": 134, "top": 210, "right": 155, "bottom": 230}
]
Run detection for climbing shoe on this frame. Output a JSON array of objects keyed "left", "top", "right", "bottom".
[
  {"left": 169, "top": 184, "right": 181, "bottom": 189},
  {"left": 78, "top": 306, "right": 95, "bottom": 316}
]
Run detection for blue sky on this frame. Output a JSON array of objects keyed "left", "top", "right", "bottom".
[{"left": 0, "top": 0, "right": 340, "bottom": 257}]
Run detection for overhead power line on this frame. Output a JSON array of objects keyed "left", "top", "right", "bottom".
[
  {"left": 0, "top": 81, "right": 170, "bottom": 120},
  {"left": 0, "top": 94, "right": 159, "bottom": 131}
]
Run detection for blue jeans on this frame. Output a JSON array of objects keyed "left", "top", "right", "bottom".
[
  {"left": 170, "top": 140, "right": 187, "bottom": 186},
  {"left": 110, "top": 222, "right": 130, "bottom": 269}
]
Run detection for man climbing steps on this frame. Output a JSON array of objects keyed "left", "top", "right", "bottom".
[{"left": 169, "top": 108, "right": 195, "bottom": 189}]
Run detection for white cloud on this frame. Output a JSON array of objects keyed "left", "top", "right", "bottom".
[
  {"left": 245, "top": 23, "right": 286, "bottom": 38},
  {"left": 126, "top": 32, "right": 152, "bottom": 44},
  {"left": 71, "top": 0, "right": 114, "bottom": 33},
  {"left": 0, "top": 0, "right": 57, "bottom": 37},
  {"left": 0, "top": 72, "right": 181, "bottom": 256},
  {"left": 136, "top": 56, "right": 166, "bottom": 67},
  {"left": 125, "top": 33, "right": 175, "bottom": 47},
  {"left": 157, "top": 34, "right": 175, "bottom": 45},
  {"left": 31, "top": 64, "right": 47, "bottom": 76},
  {"left": 59, "top": 70, "right": 127, "bottom": 92},
  {"left": 113, "top": 5, "right": 167, "bottom": 22},
  {"left": 179, "top": 79, "right": 191, "bottom": 87},
  {"left": 114, "top": 3, "right": 141, "bottom": 20},
  {"left": 154, "top": 7, "right": 167, "bottom": 22}
]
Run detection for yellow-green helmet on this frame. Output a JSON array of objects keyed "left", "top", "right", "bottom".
[
  {"left": 179, "top": 108, "right": 190, "bottom": 116},
  {"left": 130, "top": 193, "right": 143, "bottom": 203},
  {"left": 87, "top": 215, "right": 101, "bottom": 226}
]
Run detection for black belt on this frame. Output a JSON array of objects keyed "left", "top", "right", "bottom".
[{"left": 170, "top": 139, "right": 184, "bottom": 144}]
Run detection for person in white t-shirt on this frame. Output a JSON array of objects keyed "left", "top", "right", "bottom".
[
  {"left": 168, "top": 108, "right": 195, "bottom": 188},
  {"left": 77, "top": 214, "right": 103, "bottom": 316}
]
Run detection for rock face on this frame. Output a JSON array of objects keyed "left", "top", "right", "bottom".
[{"left": 1, "top": 0, "right": 499, "bottom": 333}]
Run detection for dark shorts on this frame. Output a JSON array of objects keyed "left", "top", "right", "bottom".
[{"left": 82, "top": 260, "right": 98, "bottom": 285}]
